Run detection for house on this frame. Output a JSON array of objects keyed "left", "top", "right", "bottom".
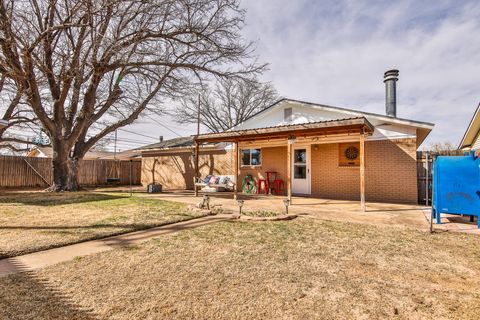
[
  {"left": 0, "top": 120, "right": 8, "bottom": 129},
  {"left": 458, "top": 103, "right": 480, "bottom": 152},
  {"left": 141, "top": 70, "right": 434, "bottom": 205},
  {"left": 28, "top": 146, "right": 140, "bottom": 161},
  {"left": 140, "top": 137, "right": 231, "bottom": 189}
]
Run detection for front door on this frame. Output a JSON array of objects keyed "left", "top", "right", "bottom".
[{"left": 292, "top": 145, "right": 311, "bottom": 195}]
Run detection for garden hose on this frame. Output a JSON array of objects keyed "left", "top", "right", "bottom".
[{"left": 242, "top": 174, "right": 257, "bottom": 194}]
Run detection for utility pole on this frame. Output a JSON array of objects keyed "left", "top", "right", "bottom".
[
  {"left": 114, "top": 130, "right": 117, "bottom": 160},
  {"left": 197, "top": 94, "right": 201, "bottom": 135}
]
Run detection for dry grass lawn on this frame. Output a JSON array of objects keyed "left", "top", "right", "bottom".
[
  {"left": 1, "top": 218, "right": 479, "bottom": 319},
  {"left": 0, "top": 190, "right": 204, "bottom": 258}
]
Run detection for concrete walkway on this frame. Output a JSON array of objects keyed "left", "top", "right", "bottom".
[{"left": 0, "top": 214, "right": 232, "bottom": 277}]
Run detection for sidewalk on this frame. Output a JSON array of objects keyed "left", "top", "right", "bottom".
[{"left": 0, "top": 214, "right": 232, "bottom": 277}]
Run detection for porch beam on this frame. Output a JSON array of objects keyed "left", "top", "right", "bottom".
[
  {"left": 287, "top": 139, "right": 292, "bottom": 203},
  {"left": 233, "top": 141, "right": 239, "bottom": 200},
  {"left": 196, "top": 125, "right": 368, "bottom": 143},
  {"left": 194, "top": 142, "right": 200, "bottom": 197},
  {"left": 238, "top": 133, "right": 364, "bottom": 149},
  {"left": 360, "top": 134, "right": 366, "bottom": 211}
]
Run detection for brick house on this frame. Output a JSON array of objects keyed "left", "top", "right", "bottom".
[{"left": 141, "top": 70, "right": 434, "bottom": 205}]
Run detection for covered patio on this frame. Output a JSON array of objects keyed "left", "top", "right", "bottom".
[{"left": 193, "top": 117, "right": 374, "bottom": 211}]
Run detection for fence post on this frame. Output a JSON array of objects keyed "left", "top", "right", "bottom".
[
  {"left": 425, "top": 152, "right": 429, "bottom": 206},
  {"left": 129, "top": 160, "right": 132, "bottom": 196}
]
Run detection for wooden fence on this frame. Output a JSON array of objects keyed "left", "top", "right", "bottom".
[
  {"left": 0, "top": 155, "right": 141, "bottom": 188},
  {"left": 416, "top": 150, "right": 465, "bottom": 205}
]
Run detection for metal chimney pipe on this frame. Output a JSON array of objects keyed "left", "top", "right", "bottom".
[
  {"left": 384, "top": 69, "right": 399, "bottom": 117},
  {"left": 159, "top": 136, "right": 163, "bottom": 142}
]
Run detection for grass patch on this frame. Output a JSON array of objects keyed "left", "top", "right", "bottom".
[
  {"left": 1, "top": 218, "right": 479, "bottom": 319},
  {"left": 242, "top": 210, "right": 279, "bottom": 217},
  {"left": 0, "top": 191, "right": 205, "bottom": 258}
]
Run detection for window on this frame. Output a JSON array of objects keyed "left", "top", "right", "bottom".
[
  {"left": 241, "top": 148, "right": 262, "bottom": 166},
  {"left": 294, "top": 149, "right": 307, "bottom": 179},
  {"left": 284, "top": 107, "right": 292, "bottom": 122}
]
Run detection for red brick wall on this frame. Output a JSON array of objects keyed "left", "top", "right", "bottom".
[
  {"left": 365, "top": 138, "right": 418, "bottom": 203},
  {"left": 141, "top": 139, "right": 418, "bottom": 203},
  {"left": 310, "top": 138, "right": 418, "bottom": 203},
  {"left": 311, "top": 143, "right": 360, "bottom": 200},
  {"left": 239, "top": 146, "right": 288, "bottom": 192}
]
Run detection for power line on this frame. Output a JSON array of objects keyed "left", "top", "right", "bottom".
[
  {"left": 118, "top": 128, "right": 158, "bottom": 140},
  {"left": 114, "top": 137, "right": 156, "bottom": 144},
  {"left": 145, "top": 114, "right": 182, "bottom": 137}
]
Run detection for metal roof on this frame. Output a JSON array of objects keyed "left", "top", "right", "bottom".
[
  {"left": 139, "top": 136, "right": 195, "bottom": 150},
  {"left": 195, "top": 117, "right": 374, "bottom": 143},
  {"left": 232, "top": 98, "right": 435, "bottom": 130}
]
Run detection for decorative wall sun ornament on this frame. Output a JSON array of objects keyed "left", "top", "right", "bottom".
[{"left": 344, "top": 146, "right": 359, "bottom": 160}]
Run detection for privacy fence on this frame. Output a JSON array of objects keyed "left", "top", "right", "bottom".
[
  {"left": 0, "top": 155, "right": 141, "bottom": 188},
  {"left": 416, "top": 150, "right": 465, "bottom": 205}
]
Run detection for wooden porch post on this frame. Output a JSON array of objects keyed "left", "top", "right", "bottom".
[
  {"left": 194, "top": 141, "right": 200, "bottom": 197},
  {"left": 287, "top": 139, "right": 292, "bottom": 204},
  {"left": 233, "top": 141, "right": 239, "bottom": 200},
  {"left": 360, "top": 133, "right": 366, "bottom": 211}
]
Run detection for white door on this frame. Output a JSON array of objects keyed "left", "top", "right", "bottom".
[{"left": 292, "top": 145, "right": 311, "bottom": 194}]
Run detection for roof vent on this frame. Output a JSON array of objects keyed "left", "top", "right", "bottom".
[{"left": 384, "top": 69, "right": 399, "bottom": 117}]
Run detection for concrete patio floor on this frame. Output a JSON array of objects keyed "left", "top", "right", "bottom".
[{"left": 127, "top": 189, "right": 479, "bottom": 234}]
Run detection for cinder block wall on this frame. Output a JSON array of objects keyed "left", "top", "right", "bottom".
[
  {"left": 310, "top": 138, "right": 418, "bottom": 203},
  {"left": 141, "top": 150, "right": 233, "bottom": 190}
]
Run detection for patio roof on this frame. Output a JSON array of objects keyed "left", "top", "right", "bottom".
[
  {"left": 194, "top": 117, "right": 374, "bottom": 143},
  {"left": 192, "top": 117, "right": 371, "bottom": 211}
]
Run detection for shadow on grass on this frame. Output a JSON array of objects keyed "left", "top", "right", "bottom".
[
  {"left": 0, "top": 192, "right": 127, "bottom": 206},
  {"left": 0, "top": 213, "right": 204, "bottom": 259},
  {"left": 0, "top": 259, "right": 97, "bottom": 320}
]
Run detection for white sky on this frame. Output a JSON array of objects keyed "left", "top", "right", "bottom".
[{"left": 119, "top": 0, "right": 480, "bottom": 151}]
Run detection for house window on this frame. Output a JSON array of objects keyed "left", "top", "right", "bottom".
[
  {"left": 241, "top": 148, "right": 262, "bottom": 166},
  {"left": 284, "top": 108, "right": 292, "bottom": 122}
]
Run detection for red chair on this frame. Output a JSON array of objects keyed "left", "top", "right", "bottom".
[
  {"left": 265, "top": 171, "right": 277, "bottom": 195},
  {"left": 271, "top": 179, "right": 285, "bottom": 195},
  {"left": 257, "top": 179, "right": 269, "bottom": 194}
]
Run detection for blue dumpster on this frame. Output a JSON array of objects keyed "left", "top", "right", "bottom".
[{"left": 432, "top": 152, "right": 480, "bottom": 228}]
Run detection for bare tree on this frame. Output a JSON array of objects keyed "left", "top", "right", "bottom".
[
  {"left": 173, "top": 78, "right": 278, "bottom": 133},
  {"left": 429, "top": 141, "right": 456, "bottom": 153},
  {"left": 0, "top": 0, "right": 262, "bottom": 190},
  {"left": 0, "top": 75, "right": 39, "bottom": 153}
]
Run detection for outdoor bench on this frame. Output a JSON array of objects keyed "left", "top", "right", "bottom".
[{"left": 194, "top": 175, "right": 235, "bottom": 192}]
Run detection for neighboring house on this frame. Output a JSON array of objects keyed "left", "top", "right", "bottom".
[
  {"left": 28, "top": 146, "right": 140, "bottom": 161},
  {"left": 458, "top": 103, "right": 480, "bottom": 152},
  {"left": 141, "top": 70, "right": 434, "bottom": 204},
  {"left": 0, "top": 120, "right": 8, "bottom": 129}
]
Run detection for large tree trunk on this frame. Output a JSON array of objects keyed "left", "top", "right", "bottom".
[{"left": 49, "top": 145, "right": 80, "bottom": 191}]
